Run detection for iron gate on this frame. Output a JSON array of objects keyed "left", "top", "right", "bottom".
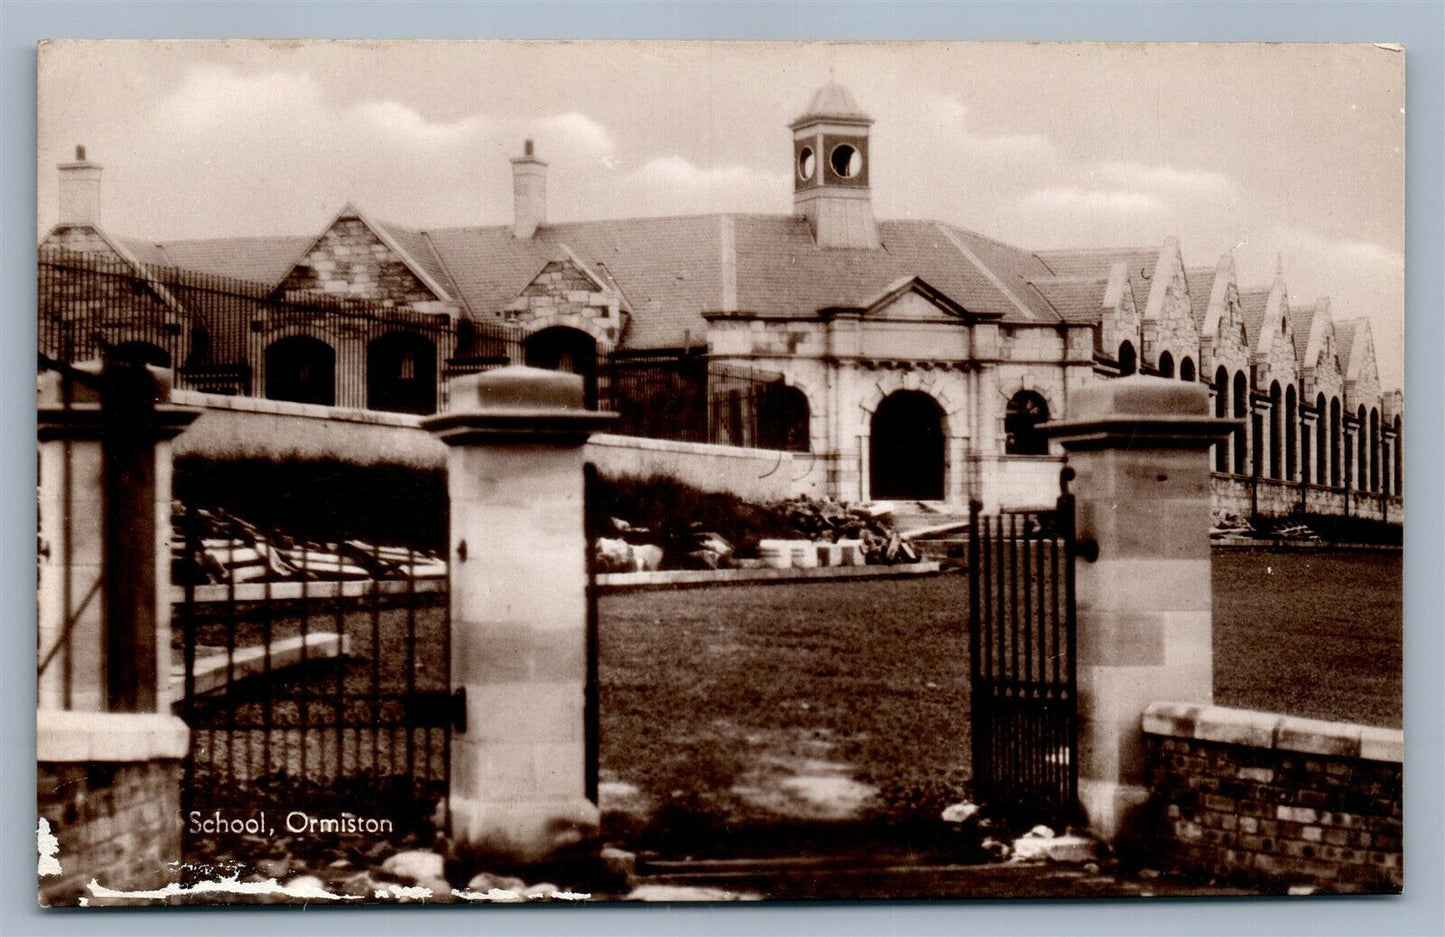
[
  {"left": 967, "top": 464, "right": 1081, "bottom": 828},
  {"left": 174, "top": 504, "right": 454, "bottom": 853}
]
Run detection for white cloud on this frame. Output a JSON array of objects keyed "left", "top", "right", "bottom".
[
  {"left": 1094, "top": 161, "right": 1234, "bottom": 197},
  {"left": 350, "top": 99, "right": 487, "bottom": 144},
  {"left": 1016, "top": 186, "right": 1164, "bottom": 216}
]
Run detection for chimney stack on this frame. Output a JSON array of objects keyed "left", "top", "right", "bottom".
[
  {"left": 510, "top": 139, "right": 547, "bottom": 239},
  {"left": 57, "top": 144, "right": 103, "bottom": 228}
]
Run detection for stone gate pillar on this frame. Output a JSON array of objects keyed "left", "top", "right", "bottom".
[
  {"left": 423, "top": 366, "right": 613, "bottom": 865},
  {"left": 1044, "top": 376, "right": 1236, "bottom": 844},
  {"left": 36, "top": 360, "right": 199, "bottom": 905}
]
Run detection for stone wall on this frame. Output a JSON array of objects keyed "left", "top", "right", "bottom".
[
  {"left": 278, "top": 216, "right": 439, "bottom": 306},
  {"left": 1142, "top": 703, "right": 1402, "bottom": 892},
  {"left": 503, "top": 258, "right": 624, "bottom": 346},
  {"left": 38, "top": 759, "right": 184, "bottom": 905},
  {"left": 170, "top": 391, "right": 810, "bottom": 500}
]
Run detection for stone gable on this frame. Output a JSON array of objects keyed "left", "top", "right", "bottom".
[
  {"left": 1140, "top": 243, "right": 1201, "bottom": 373},
  {"left": 502, "top": 258, "right": 625, "bottom": 347},
  {"left": 1345, "top": 322, "right": 1381, "bottom": 414},
  {"left": 1206, "top": 280, "right": 1252, "bottom": 382},
  {"left": 279, "top": 217, "right": 439, "bottom": 306}
]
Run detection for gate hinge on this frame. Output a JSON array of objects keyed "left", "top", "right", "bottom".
[
  {"left": 1074, "top": 537, "right": 1100, "bottom": 563},
  {"left": 451, "top": 687, "right": 468, "bottom": 734}
]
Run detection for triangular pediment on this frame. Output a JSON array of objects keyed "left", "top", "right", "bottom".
[{"left": 862, "top": 276, "right": 977, "bottom": 320}]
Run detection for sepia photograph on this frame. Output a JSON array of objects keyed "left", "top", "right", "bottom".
[{"left": 33, "top": 38, "right": 1405, "bottom": 906}]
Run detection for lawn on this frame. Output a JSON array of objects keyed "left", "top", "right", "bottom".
[{"left": 597, "top": 549, "right": 1402, "bottom": 854}]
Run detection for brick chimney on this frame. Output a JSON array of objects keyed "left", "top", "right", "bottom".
[
  {"left": 57, "top": 144, "right": 103, "bottom": 227},
  {"left": 510, "top": 139, "right": 547, "bottom": 239}
]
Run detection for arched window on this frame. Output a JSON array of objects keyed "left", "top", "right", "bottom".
[
  {"left": 524, "top": 326, "right": 598, "bottom": 408},
  {"left": 1268, "top": 382, "right": 1282, "bottom": 479},
  {"left": 1118, "top": 341, "right": 1137, "bottom": 376},
  {"left": 1393, "top": 415, "right": 1403, "bottom": 495},
  {"left": 1214, "top": 366, "right": 1230, "bottom": 472},
  {"left": 1356, "top": 405, "right": 1368, "bottom": 491},
  {"left": 1158, "top": 351, "right": 1175, "bottom": 379},
  {"left": 265, "top": 335, "right": 335, "bottom": 406},
  {"left": 1315, "top": 394, "right": 1327, "bottom": 484},
  {"left": 1284, "top": 385, "right": 1297, "bottom": 481},
  {"left": 1330, "top": 398, "right": 1342, "bottom": 486},
  {"left": 1004, "top": 390, "right": 1051, "bottom": 456},
  {"left": 112, "top": 340, "right": 171, "bottom": 368},
  {"left": 367, "top": 331, "right": 438, "bottom": 414},
  {"left": 1369, "top": 408, "right": 1380, "bottom": 492},
  {"left": 1179, "top": 357, "right": 1196, "bottom": 382},
  {"left": 1232, "top": 371, "right": 1248, "bottom": 474},
  {"left": 758, "top": 384, "right": 811, "bottom": 453}
]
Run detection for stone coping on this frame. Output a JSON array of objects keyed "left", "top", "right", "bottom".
[
  {"left": 37, "top": 710, "right": 189, "bottom": 763},
  {"left": 1142, "top": 702, "right": 1402, "bottom": 764},
  {"left": 172, "top": 389, "right": 426, "bottom": 427}
]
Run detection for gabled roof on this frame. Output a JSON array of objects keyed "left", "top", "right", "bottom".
[
  {"left": 1288, "top": 301, "right": 1316, "bottom": 364},
  {"left": 1238, "top": 287, "right": 1270, "bottom": 351},
  {"left": 135, "top": 235, "right": 313, "bottom": 284},
  {"left": 1185, "top": 267, "right": 1216, "bottom": 329},
  {"left": 1028, "top": 276, "right": 1109, "bottom": 324},
  {"left": 1035, "top": 246, "right": 1159, "bottom": 315},
  {"left": 1334, "top": 318, "right": 1359, "bottom": 377},
  {"left": 283, "top": 203, "right": 456, "bottom": 304}
]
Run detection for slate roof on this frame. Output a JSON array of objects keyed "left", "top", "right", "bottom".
[
  {"left": 1028, "top": 276, "right": 1109, "bottom": 324},
  {"left": 137, "top": 235, "right": 314, "bottom": 285},
  {"left": 1238, "top": 287, "right": 1271, "bottom": 350},
  {"left": 1035, "top": 247, "right": 1159, "bottom": 313},
  {"left": 1185, "top": 268, "right": 1217, "bottom": 330},
  {"left": 1335, "top": 319, "right": 1359, "bottom": 376},
  {"left": 1288, "top": 301, "right": 1316, "bottom": 364},
  {"left": 120, "top": 213, "right": 1079, "bottom": 349}
]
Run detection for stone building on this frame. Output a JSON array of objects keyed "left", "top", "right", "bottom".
[{"left": 38, "top": 85, "right": 1402, "bottom": 517}]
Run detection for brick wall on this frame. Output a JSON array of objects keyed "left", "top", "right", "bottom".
[
  {"left": 38, "top": 759, "right": 183, "bottom": 905},
  {"left": 1142, "top": 702, "right": 1402, "bottom": 893}
]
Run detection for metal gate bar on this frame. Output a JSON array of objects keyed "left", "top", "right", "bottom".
[{"left": 968, "top": 466, "right": 1079, "bottom": 828}]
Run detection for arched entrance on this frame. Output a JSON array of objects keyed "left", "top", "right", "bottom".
[
  {"left": 870, "top": 391, "right": 945, "bottom": 501},
  {"left": 367, "top": 331, "right": 437, "bottom": 414},
  {"left": 265, "top": 335, "right": 335, "bottom": 406}
]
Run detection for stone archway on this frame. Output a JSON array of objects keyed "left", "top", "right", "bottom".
[{"left": 870, "top": 390, "right": 945, "bottom": 501}]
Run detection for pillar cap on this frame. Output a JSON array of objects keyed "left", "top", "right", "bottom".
[
  {"left": 37, "top": 360, "right": 201, "bottom": 442},
  {"left": 1045, "top": 375, "right": 1239, "bottom": 451},
  {"left": 422, "top": 365, "right": 615, "bottom": 445}
]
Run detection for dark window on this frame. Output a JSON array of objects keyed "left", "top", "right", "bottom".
[
  {"left": 1315, "top": 394, "right": 1327, "bottom": 484},
  {"left": 1158, "top": 351, "right": 1175, "bottom": 379},
  {"left": 1330, "top": 398, "right": 1342, "bottom": 486},
  {"left": 1285, "top": 385, "right": 1297, "bottom": 481},
  {"left": 1004, "top": 390, "right": 1051, "bottom": 456},
  {"left": 113, "top": 340, "right": 171, "bottom": 368},
  {"left": 265, "top": 335, "right": 335, "bottom": 406},
  {"left": 1214, "top": 366, "right": 1229, "bottom": 472},
  {"left": 1268, "top": 382, "right": 1282, "bottom": 479},
  {"left": 367, "top": 331, "right": 437, "bottom": 414},
  {"left": 1180, "top": 357, "right": 1196, "bottom": 382},
  {"left": 1118, "top": 341, "right": 1137, "bottom": 376},
  {"left": 758, "top": 384, "right": 811, "bottom": 452},
  {"left": 524, "top": 326, "right": 598, "bottom": 408},
  {"left": 1233, "top": 372, "right": 1248, "bottom": 474}
]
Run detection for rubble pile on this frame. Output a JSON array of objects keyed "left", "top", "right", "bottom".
[
  {"left": 770, "top": 495, "right": 919, "bottom": 565},
  {"left": 171, "top": 504, "right": 445, "bottom": 585},
  {"left": 1210, "top": 510, "right": 1322, "bottom": 542}
]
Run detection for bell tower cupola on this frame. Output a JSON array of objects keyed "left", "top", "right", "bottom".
[{"left": 791, "top": 82, "right": 880, "bottom": 250}]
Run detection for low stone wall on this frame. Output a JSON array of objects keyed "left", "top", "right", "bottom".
[
  {"left": 172, "top": 391, "right": 810, "bottom": 500},
  {"left": 587, "top": 433, "right": 812, "bottom": 501},
  {"left": 1142, "top": 702, "right": 1402, "bottom": 892},
  {"left": 37, "top": 712, "right": 190, "bottom": 906},
  {"left": 171, "top": 390, "right": 445, "bottom": 467}
]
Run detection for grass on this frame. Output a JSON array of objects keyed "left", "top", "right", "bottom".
[
  {"left": 597, "top": 549, "right": 1402, "bottom": 854},
  {"left": 1212, "top": 549, "right": 1402, "bottom": 728}
]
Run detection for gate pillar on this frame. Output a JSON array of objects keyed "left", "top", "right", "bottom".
[
  {"left": 1045, "top": 376, "right": 1235, "bottom": 845},
  {"left": 423, "top": 366, "right": 613, "bottom": 865}
]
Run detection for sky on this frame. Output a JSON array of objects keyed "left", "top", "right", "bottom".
[{"left": 37, "top": 40, "right": 1405, "bottom": 389}]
